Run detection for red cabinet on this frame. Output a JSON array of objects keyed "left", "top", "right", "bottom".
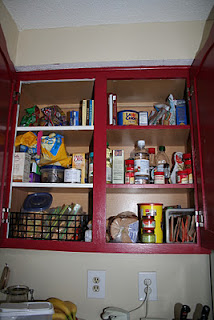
[{"left": 0, "top": 24, "right": 213, "bottom": 254}]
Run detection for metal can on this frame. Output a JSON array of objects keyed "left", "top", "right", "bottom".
[
  {"left": 117, "top": 110, "right": 138, "bottom": 126},
  {"left": 64, "top": 168, "right": 81, "bottom": 183}
]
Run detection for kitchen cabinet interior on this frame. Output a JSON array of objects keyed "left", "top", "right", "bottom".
[{"left": 0, "top": 24, "right": 213, "bottom": 254}]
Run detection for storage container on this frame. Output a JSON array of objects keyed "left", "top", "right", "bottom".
[
  {"left": 0, "top": 302, "right": 54, "bottom": 320},
  {"left": 40, "top": 165, "right": 64, "bottom": 183}
]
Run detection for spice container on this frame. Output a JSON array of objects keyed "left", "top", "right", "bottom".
[
  {"left": 177, "top": 170, "right": 188, "bottom": 184},
  {"left": 154, "top": 171, "right": 165, "bottom": 184},
  {"left": 142, "top": 215, "right": 155, "bottom": 229},
  {"left": 125, "top": 159, "right": 134, "bottom": 184}
]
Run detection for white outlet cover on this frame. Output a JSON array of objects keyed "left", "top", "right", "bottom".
[
  {"left": 138, "top": 272, "right": 157, "bottom": 301},
  {"left": 87, "top": 270, "right": 106, "bottom": 299}
]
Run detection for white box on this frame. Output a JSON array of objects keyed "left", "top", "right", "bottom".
[
  {"left": 13, "top": 152, "right": 31, "bottom": 182},
  {"left": 112, "top": 150, "right": 124, "bottom": 184},
  {"left": 0, "top": 302, "right": 54, "bottom": 319}
]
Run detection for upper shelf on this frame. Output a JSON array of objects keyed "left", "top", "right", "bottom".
[{"left": 106, "top": 125, "right": 190, "bottom": 146}]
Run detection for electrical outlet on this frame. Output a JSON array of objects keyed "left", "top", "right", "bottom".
[
  {"left": 87, "top": 270, "right": 106, "bottom": 299},
  {"left": 138, "top": 272, "right": 157, "bottom": 301}
]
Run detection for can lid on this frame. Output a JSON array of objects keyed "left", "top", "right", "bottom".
[
  {"left": 183, "top": 153, "right": 191, "bottom": 159},
  {"left": 137, "top": 203, "right": 163, "bottom": 206},
  {"left": 148, "top": 148, "right": 155, "bottom": 154},
  {"left": 159, "top": 146, "right": 165, "bottom": 151}
]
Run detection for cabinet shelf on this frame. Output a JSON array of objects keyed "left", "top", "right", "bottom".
[
  {"left": 106, "top": 125, "right": 190, "bottom": 146},
  {"left": 106, "top": 184, "right": 194, "bottom": 194},
  {"left": 12, "top": 182, "right": 93, "bottom": 193}
]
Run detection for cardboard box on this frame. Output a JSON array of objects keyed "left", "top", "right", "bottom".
[
  {"left": 112, "top": 149, "right": 124, "bottom": 184},
  {"left": 13, "top": 152, "right": 31, "bottom": 182},
  {"left": 72, "top": 153, "right": 86, "bottom": 183}
]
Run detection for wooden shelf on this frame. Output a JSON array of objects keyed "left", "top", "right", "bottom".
[
  {"left": 12, "top": 182, "right": 93, "bottom": 193},
  {"left": 106, "top": 125, "right": 190, "bottom": 146},
  {"left": 106, "top": 184, "right": 194, "bottom": 194}
]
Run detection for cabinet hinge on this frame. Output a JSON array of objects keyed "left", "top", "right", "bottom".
[
  {"left": 195, "top": 210, "right": 204, "bottom": 227},
  {"left": 1, "top": 208, "right": 9, "bottom": 224},
  {"left": 187, "top": 85, "right": 194, "bottom": 101},
  {"left": 13, "top": 91, "right": 20, "bottom": 104}
]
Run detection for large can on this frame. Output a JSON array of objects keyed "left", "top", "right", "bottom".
[
  {"left": 137, "top": 203, "right": 163, "bottom": 243},
  {"left": 117, "top": 110, "right": 138, "bottom": 126}
]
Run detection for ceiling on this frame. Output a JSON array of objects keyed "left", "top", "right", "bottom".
[{"left": 3, "top": 0, "right": 214, "bottom": 32}]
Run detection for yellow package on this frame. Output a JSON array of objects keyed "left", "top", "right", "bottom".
[
  {"left": 15, "top": 131, "right": 37, "bottom": 148},
  {"left": 39, "top": 133, "right": 71, "bottom": 168},
  {"left": 72, "top": 153, "right": 86, "bottom": 183}
]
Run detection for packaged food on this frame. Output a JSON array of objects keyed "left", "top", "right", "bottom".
[
  {"left": 117, "top": 110, "right": 138, "bottom": 126},
  {"left": 40, "top": 165, "right": 64, "bottom": 183},
  {"left": 139, "top": 111, "right": 148, "bottom": 126},
  {"left": 177, "top": 170, "right": 188, "bottom": 184},
  {"left": 13, "top": 152, "right": 31, "bottom": 182},
  {"left": 20, "top": 105, "right": 40, "bottom": 127},
  {"left": 40, "top": 105, "right": 67, "bottom": 126},
  {"left": 167, "top": 94, "right": 176, "bottom": 125},
  {"left": 170, "top": 152, "right": 184, "bottom": 184},
  {"left": 154, "top": 171, "right": 165, "bottom": 184},
  {"left": 64, "top": 168, "right": 81, "bottom": 183},
  {"left": 107, "top": 212, "right": 139, "bottom": 243},
  {"left": 72, "top": 153, "right": 86, "bottom": 184},
  {"left": 106, "top": 143, "right": 112, "bottom": 183},
  {"left": 112, "top": 150, "right": 124, "bottom": 184},
  {"left": 176, "top": 100, "right": 187, "bottom": 125}
]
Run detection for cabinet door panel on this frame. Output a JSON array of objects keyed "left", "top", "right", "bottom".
[
  {"left": 191, "top": 23, "right": 214, "bottom": 249},
  {"left": 0, "top": 26, "right": 15, "bottom": 227}
]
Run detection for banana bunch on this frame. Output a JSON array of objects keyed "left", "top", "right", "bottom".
[{"left": 47, "top": 297, "right": 77, "bottom": 320}]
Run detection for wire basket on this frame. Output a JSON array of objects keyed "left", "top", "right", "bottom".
[{"left": 9, "top": 211, "right": 89, "bottom": 241}]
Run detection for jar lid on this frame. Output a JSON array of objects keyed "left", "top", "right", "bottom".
[
  {"left": 22, "top": 192, "right": 53, "bottom": 212},
  {"left": 159, "top": 146, "right": 165, "bottom": 151},
  {"left": 177, "top": 170, "right": 188, "bottom": 175},
  {"left": 125, "top": 159, "right": 134, "bottom": 165},
  {"left": 183, "top": 153, "right": 191, "bottom": 159},
  {"left": 148, "top": 148, "right": 155, "bottom": 154},
  {"left": 154, "top": 171, "right": 164, "bottom": 175}
]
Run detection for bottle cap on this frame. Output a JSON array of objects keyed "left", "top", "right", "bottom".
[
  {"left": 183, "top": 153, "right": 191, "bottom": 160},
  {"left": 137, "top": 140, "right": 145, "bottom": 148},
  {"left": 148, "top": 148, "right": 155, "bottom": 154},
  {"left": 159, "top": 146, "right": 165, "bottom": 151}
]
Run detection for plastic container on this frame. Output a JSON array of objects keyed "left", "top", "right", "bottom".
[
  {"left": 40, "top": 165, "right": 64, "bottom": 183},
  {"left": 0, "top": 302, "right": 54, "bottom": 320},
  {"left": 134, "top": 140, "right": 149, "bottom": 184},
  {"left": 148, "top": 148, "right": 156, "bottom": 184},
  {"left": 22, "top": 192, "right": 53, "bottom": 212}
]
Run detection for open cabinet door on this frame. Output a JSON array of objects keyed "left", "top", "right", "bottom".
[
  {"left": 190, "top": 22, "right": 214, "bottom": 250},
  {"left": 0, "top": 25, "right": 16, "bottom": 230}
]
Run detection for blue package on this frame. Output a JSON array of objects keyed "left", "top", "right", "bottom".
[
  {"left": 73, "top": 110, "right": 79, "bottom": 126},
  {"left": 176, "top": 100, "right": 187, "bottom": 125}
]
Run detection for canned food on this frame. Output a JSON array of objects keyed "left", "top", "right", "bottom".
[
  {"left": 117, "top": 110, "right": 138, "bottom": 126},
  {"left": 64, "top": 168, "right": 81, "bottom": 183},
  {"left": 177, "top": 170, "right": 188, "bottom": 184}
]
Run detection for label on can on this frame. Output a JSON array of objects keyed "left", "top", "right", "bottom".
[
  {"left": 117, "top": 110, "right": 138, "bottom": 126},
  {"left": 64, "top": 168, "right": 81, "bottom": 183}
]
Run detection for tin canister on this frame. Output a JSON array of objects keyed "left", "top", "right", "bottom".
[
  {"left": 64, "top": 168, "right": 81, "bottom": 183},
  {"left": 138, "top": 203, "right": 163, "bottom": 243},
  {"left": 117, "top": 110, "right": 138, "bottom": 126}
]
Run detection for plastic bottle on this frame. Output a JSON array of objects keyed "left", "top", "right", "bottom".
[
  {"left": 134, "top": 140, "right": 149, "bottom": 184},
  {"left": 148, "top": 148, "right": 156, "bottom": 184},
  {"left": 156, "top": 146, "right": 170, "bottom": 184},
  {"left": 106, "top": 143, "right": 112, "bottom": 184}
]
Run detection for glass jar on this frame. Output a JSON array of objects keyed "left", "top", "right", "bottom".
[
  {"left": 142, "top": 229, "right": 155, "bottom": 243},
  {"left": 125, "top": 159, "right": 134, "bottom": 184}
]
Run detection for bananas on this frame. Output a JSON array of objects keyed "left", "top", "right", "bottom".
[
  {"left": 64, "top": 301, "right": 77, "bottom": 320},
  {"left": 47, "top": 297, "right": 76, "bottom": 320}
]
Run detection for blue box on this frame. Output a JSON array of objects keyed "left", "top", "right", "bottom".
[{"left": 176, "top": 100, "right": 187, "bottom": 125}]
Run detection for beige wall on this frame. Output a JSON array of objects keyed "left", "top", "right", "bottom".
[
  {"left": 0, "top": 249, "right": 212, "bottom": 320},
  {"left": 0, "top": 0, "right": 18, "bottom": 64}
]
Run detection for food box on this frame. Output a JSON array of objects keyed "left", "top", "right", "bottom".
[
  {"left": 72, "top": 153, "right": 86, "bottom": 183},
  {"left": 13, "top": 152, "right": 31, "bottom": 182},
  {"left": 112, "top": 150, "right": 124, "bottom": 184},
  {"left": 176, "top": 100, "right": 187, "bottom": 125},
  {"left": 0, "top": 302, "right": 54, "bottom": 320}
]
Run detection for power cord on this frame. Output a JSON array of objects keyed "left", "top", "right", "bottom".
[{"left": 129, "top": 283, "right": 150, "bottom": 319}]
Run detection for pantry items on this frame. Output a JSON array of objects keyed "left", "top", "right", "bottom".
[
  {"left": 156, "top": 146, "right": 170, "bottom": 183},
  {"left": 154, "top": 171, "right": 165, "bottom": 184},
  {"left": 117, "top": 110, "right": 138, "bottom": 126},
  {"left": 139, "top": 111, "right": 148, "bottom": 126},
  {"left": 106, "top": 143, "right": 112, "bottom": 183},
  {"left": 141, "top": 216, "right": 156, "bottom": 243},
  {"left": 106, "top": 212, "right": 139, "bottom": 243},
  {"left": 72, "top": 153, "right": 86, "bottom": 184},
  {"left": 4, "top": 285, "right": 34, "bottom": 303},
  {"left": 47, "top": 297, "right": 77, "bottom": 320},
  {"left": 138, "top": 203, "right": 163, "bottom": 243},
  {"left": 165, "top": 208, "right": 196, "bottom": 243},
  {"left": 12, "top": 152, "right": 31, "bottom": 182},
  {"left": 22, "top": 192, "right": 53, "bottom": 212},
  {"left": 177, "top": 171, "right": 188, "bottom": 184},
  {"left": 125, "top": 159, "right": 134, "bottom": 184},
  {"left": 148, "top": 148, "right": 156, "bottom": 184},
  {"left": 0, "top": 302, "right": 53, "bottom": 320},
  {"left": 112, "top": 150, "right": 124, "bottom": 184},
  {"left": 64, "top": 168, "right": 81, "bottom": 183},
  {"left": 40, "top": 165, "right": 64, "bottom": 183},
  {"left": 134, "top": 140, "right": 149, "bottom": 184},
  {"left": 88, "top": 152, "right": 94, "bottom": 183}
]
